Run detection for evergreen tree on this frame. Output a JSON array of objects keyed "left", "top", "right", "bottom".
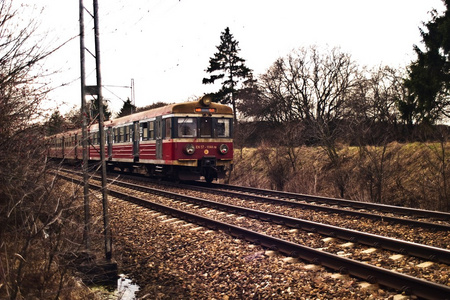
[
  {"left": 399, "top": 0, "right": 450, "bottom": 125},
  {"left": 117, "top": 98, "right": 136, "bottom": 118},
  {"left": 203, "top": 27, "right": 252, "bottom": 123},
  {"left": 89, "top": 97, "right": 112, "bottom": 122},
  {"left": 45, "top": 110, "right": 66, "bottom": 135},
  {"left": 64, "top": 107, "right": 83, "bottom": 129}
]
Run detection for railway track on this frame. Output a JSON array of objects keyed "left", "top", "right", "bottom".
[
  {"left": 56, "top": 170, "right": 450, "bottom": 299},
  {"left": 197, "top": 182, "right": 450, "bottom": 222},
  {"left": 180, "top": 182, "right": 450, "bottom": 231},
  {"left": 116, "top": 174, "right": 450, "bottom": 250}
]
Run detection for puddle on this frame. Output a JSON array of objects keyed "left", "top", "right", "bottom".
[{"left": 116, "top": 274, "right": 140, "bottom": 299}]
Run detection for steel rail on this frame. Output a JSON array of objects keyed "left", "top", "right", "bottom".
[
  {"left": 59, "top": 173, "right": 450, "bottom": 300},
  {"left": 107, "top": 175, "right": 450, "bottom": 265},
  {"left": 180, "top": 182, "right": 450, "bottom": 231},
  {"left": 201, "top": 182, "right": 450, "bottom": 221},
  {"left": 57, "top": 171, "right": 450, "bottom": 264}
]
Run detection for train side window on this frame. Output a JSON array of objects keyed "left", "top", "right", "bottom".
[
  {"left": 215, "top": 119, "right": 231, "bottom": 138},
  {"left": 164, "top": 118, "right": 172, "bottom": 139},
  {"left": 119, "top": 127, "right": 124, "bottom": 143},
  {"left": 149, "top": 121, "right": 155, "bottom": 140},
  {"left": 141, "top": 122, "right": 148, "bottom": 141},
  {"left": 177, "top": 117, "right": 197, "bottom": 138},
  {"left": 123, "top": 126, "right": 127, "bottom": 142},
  {"left": 112, "top": 128, "right": 117, "bottom": 143},
  {"left": 199, "top": 117, "right": 212, "bottom": 138},
  {"left": 129, "top": 125, "right": 134, "bottom": 142}
]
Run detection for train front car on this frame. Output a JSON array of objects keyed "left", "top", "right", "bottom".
[{"left": 162, "top": 95, "right": 233, "bottom": 182}]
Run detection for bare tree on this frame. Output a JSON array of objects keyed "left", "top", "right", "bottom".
[
  {"left": 345, "top": 66, "right": 405, "bottom": 204},
  {"left": 346, "top": 66, "right": 405, "bottom": 145},
  {"left": 0, "top": 2, "right": 93, "bottom": 298},
  {"left": 241, "top": 46, "right": 359, "bottom": 197}
]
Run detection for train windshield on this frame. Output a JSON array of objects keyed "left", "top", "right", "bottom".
[
  {"left": 176, "top": 117, "right": 232, "bottom": 138},
  {"left": 215, "top": 119, "right": 231, "bottom": 138},
  {"left": 177, "top": 118, "right": 197, "bottom": 137}
]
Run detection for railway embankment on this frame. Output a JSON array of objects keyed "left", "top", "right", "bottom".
[{"left": 230, "top": 142, "right": 450, "bottom": 213}]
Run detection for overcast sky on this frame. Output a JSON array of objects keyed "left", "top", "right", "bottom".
[{"left": 25, "top": 0, "right": 446, "bottom": 116}]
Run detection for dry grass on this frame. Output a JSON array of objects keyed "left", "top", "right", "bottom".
[{"left": 230, "top": 142, "right": 450, "bottom": 212}]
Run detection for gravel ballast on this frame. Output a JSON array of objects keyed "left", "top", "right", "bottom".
[{"left": 90, "top": 193, "right": 408, "bottom": 299}]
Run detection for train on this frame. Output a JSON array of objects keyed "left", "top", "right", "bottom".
[{"left": 47, "top": 95, "right": 233, "bottom": 183}]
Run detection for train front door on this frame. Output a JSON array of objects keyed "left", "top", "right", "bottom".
[{"left": 155, "top": 116, "right": 163, "bottom": 160}]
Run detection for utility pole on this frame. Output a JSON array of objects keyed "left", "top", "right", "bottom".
[
  {"left": 93, "top": 0, "right": 112, "bottom": 261},
  {"left": 77, "top": 0, "right": 116, "bottom": 284},
  {"left": 79, "top": 0, "right": 112, "bottom": 262},
  {"left": 79, "top": 0, "right": 91, "bottom": 251}
]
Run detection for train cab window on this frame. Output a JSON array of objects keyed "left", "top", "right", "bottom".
[
  {"left": 177, "top": 118, "right": 197, "bottom": 137},
  {"left": 164, "top": 118, "right": 172, "bottom": 139},
  {"left": 199, "top": 117, "right": 212, "bottom": 138},
  {"left": 215, "top": 118, "right": 231, "bottom": 138}
]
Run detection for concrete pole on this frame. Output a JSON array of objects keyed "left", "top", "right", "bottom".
[
  {"left": 93, "top": 0, "right": 112, "bottom": 261},
  {"left": 79, "top": 0, "right": 91, "bottom": 251}
]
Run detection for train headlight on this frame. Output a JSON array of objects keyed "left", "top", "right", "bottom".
[
  {"left": 219, "top": 144, "right": 229, "bottom": 155},
  {"left": 201, "top": 95, "right": 212, "bottom": 106},
  {"left": 184, "top": 144, "right": 195, "bottom": 155}
]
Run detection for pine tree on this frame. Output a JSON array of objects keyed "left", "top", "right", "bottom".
[
  {"left": 400, "top": 0, "right": 450, "bottom": 125},
  {"left": 117, "top": 98, "right": 136, "bottom": 118},
  {"left": 203, "top": 27, "right": 252, "bottom": 123},
  {"left": 45, "top": 110, "right": 66, "bottom": 135}
]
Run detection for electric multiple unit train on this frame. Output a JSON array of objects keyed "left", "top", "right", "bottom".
[{"left": 47, "top": 95, "right": 233, "bottom": 182}]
